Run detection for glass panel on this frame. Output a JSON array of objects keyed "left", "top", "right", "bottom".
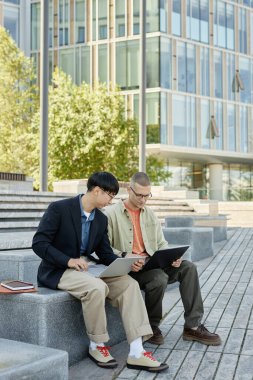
[
  {"left": 177, "top": 42, "right": 196, "bottom": 93},
  {"left": 177, "top": 42, "right": 186, "bottom": 92},
  {"left": 227, "top": 104, "right": 236, "bottom": 151},
  {"left": 200, "top": 47, "right": 210, "bottom": 96},
  {"left": 59, "top": 0, "right": 69, "bottom": 46},
  {"left": 172, "top": 0, "right": 181, "bottom": 36},
  {"left": 172, "top": 95, "right": 196, "bottom": 147},
  {"left": 4, "top": 0, "right": 20, "bottom": 4},
  {"left": 4, "top": 5, "right": 19, "bottom": 45},
  {"left": 218, "top": 0, "right": 226, "bottom": 48},
  {"left": 146, "top": 93, "right": 160, "bottom": 143},
  {"left": 80, "top": 45, "right": 90, "bottom": 84},
  {"left": 186, "top": 43, "right": 196, "bottom": 93},
  {"left": 98, "top": 44, "right": 107, "bottom": 83},
  {"left": 59, "top": 48, "right": 75, "bottom": 81},
  {"left": 214, "top": 101, "right": 223, "bottom": 150},
  {"left": 116, "top": 40, "right": 139, "bottom": 90},
  {"left": 132, "top": 0, "right": 140, "bottom": 35},
  {"left": 146, "top": 37, "right": 159, "bottom": 88},
  {"left": 75, "top": 0, "right": 85, "bottom": 43},
  {"left": 239, "top": 57, "right": 251, "bottom": 104},
  {"left": 160, "top": 92, "right": 167, "bottom": 144},
  {"left": 31, "top": 3, "right": 40, "bottom": 50},
  {"left": 116, "top": 41, "right": 127, "bottom": 89},
  {"left": 226, "top": 4, "right": 234, "bottom": 50},
  {"left": 49, "top": 50, "right": 53, "bottom": 82},
  {"left": 160, "top": 36, "right": 171, "bottom": 89},
  {"left": 200, "top": 0, "right": 209, "bottom": 43},
  {"left": 146, "top": 0, "right": 159, "bottom": 32},
  {"left": 214, "top": 50, "right": 222, "bottom": 98},
  {"left": 98, "top": 0, "right": 107, "bottom": 39},
  {"left": 239, "top": 8, "right": 247, "bottom": 54},
  {"left": 115, "top": 0, "right": 125, "bottom": 37},
  {"left": 160, "top": 0, "right": 168, "bottom": 33},
  {"left": 240, "top": 106, "right": 248, "bottom": 153},
  {"left": 187, "top": 0, "right": 200, "bottom": 41},
  {"left": 49, "top": 0, "right": 53, "bottom": 48},
  {"left": 227, "top": 53, "right": 235, "bottom": 101},
  {"left": 201, "top": 99, "right": 210, "bottom": 149}
]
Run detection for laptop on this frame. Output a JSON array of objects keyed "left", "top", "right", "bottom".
[
  {"left": 87, "top": 257, "right": 142, "bottom": 278},
  {"left": 142, "top": 245, "right": 190, "bottom": 272}
]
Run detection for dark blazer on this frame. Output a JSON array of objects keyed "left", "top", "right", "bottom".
[{"left": 32, "top": 195, "right": 118, "bottom": 289}]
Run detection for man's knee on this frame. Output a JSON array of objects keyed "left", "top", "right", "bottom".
[
  {"left": 147, "top": 270, "right": 168, "bottom": 291},
  {"left": 181, "top": 260, "right": 198, "bottom": 278},
  {"left": 84, "top": 280, "right": 109, "bottom": 300}
]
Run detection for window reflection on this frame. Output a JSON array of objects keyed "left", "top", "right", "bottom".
[
  {"left": 240, "top": 106, "right": 248, "bottom": 153},
  {"left": 177, "top": 42, "right": 196, "bottom": 94},
  {"left": 172, "top": 0, "right": 181, "bottom": 36},
  {"left": 160, "top": 37, "right": 171, "bottom": 89},
  {"left": 227, "top": 53, "right": 235, "bottom": 101},
  {"left": 187, "top": 0, "right": 208, "bottom": 43},
  {"left": 115, "top": 0, "right": 125, "bottom": 37},
  {"left": 75, "top": 0, "right": 85, "bottom": 43},
  {"left": 239, "top": 57, "right": 251, "bottom": 104},
  {"left": 239, "top": 8, "right": 247, "bottom": 54},
  {"left": 214, "top": 101, "right": 223, "bottom": 150},
  {"left": 200, "top": 47, "right": 210, "bottom": 96},
  {"left": 201, "top": 99, "right": 210, "bottom": 149},
  {"left": 172, "top": 95, "right": 196, "bottom": 147},
  {"left": 214, "top": 0, "right": 234, "bottom": 50},
  {"left": 214, "top": 50, "right": 222, "bottom": 98},
  {"left": 227, "top": 104, "right": 236, "bottom": 151},
  {"left": 4, "top": 5, "right": 19, "bottom": 45},
  {"left": 98, "top": 44, "right": 107, "bottom": 83}
]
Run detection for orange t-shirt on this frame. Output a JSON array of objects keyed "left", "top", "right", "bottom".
[{"left": 124, "top": 203, "right": 148, "bottom": 256}]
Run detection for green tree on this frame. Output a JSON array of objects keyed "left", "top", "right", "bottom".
[{"left": 0, "top": 26, "right": 39, "bottom": 175}]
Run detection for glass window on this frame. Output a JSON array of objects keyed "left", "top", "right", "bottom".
[
  {"left": 31, "top": 3, "right": 40, "bottom": 50},
  {"left": 227, "top": 53, "right": 235, "bottom": 101},
  {"left": 200, "top": 47, "right": 210, "bottom": 96},
  {"left": 132, "top": 0, "right": 140, "bottom": 35},
  {"left": 4, "top": 0, "right": 20, "bottom": 4},
  {"left": 214, "top": 101, "right": 223, "bottom": 150},
  {"left": 240, "top": 106, "right": 248, "bottom": 153},
  {"left": 116, "top": 40, "right": 139, "bottom": 90},
  {"left": 147, "top": 37, "right": 159, "bottom": 88},
  {"left": 239, "top": 8, "right": 247, "bottom": 54},
  {"left": 214, "top": 0, "right": 234, "bottom": 50},
  {"left": 59, "top": 47, "right": 75, "bottom": 80},
  {"left": 160, "top": 0, "right": 168, "bottom": 33},
  {"left": 146, "top": 0, "right": 159, "bottom": 32},
  {"left": 98, "top": 44, "right": 107, "bottom": 83},
  {"left": 172, "top": 0, "right": 181, "bottom": 36},
  {"left": 227, "top": 104, "right": 236, "bottom": 151},
  {"left": 115, "top": 0, "right": 125, "bottom": 37},
  {"left": 214, "top": 50, "right": 223, "bottom": 98},
  {"left": 200, "top": 0, "right": 209, "bottom": 43},
  {"left": 177, "top": 42, "right": 196, "bottom": 94},
  {"left": 98, "top": 0, "right": 107, "bottom": 39},
  {"left": 172, "top": 95, "right": 196, "bottom": 147},
  {"left": 251, "top": 13, "right": 253, "bottom": 55},
  {"left": 239, "top": 57, "right": 251, "bottom": 104},
  {"left": 59, "top": 0, "right": 69, "bottom": 46},
  {"left": 49, "top": 0, "right": 53, "bottom": 48},
  {"left": 201, "top": 99, "right": 210, "bottom": 149},
  {"left": 226, "top": 4, "right": 234, "bottom": 50},
  {"left": 160, "top": 92, "right": 167, "bottom": 144},
  {"left": 160, "top": 37, "right": 171, "bottom": 89},
  {"left": 75, "top": 0, "right": 85, "bottom": 43},
  {"left": 4, "top": 5, "right": 19, "bottom": 45},
  {"left": 76, "top": 45, "right": 90, "bottom": 84},
  {"left": 187, "top": 0, "right": 208, "bottom": 43}
]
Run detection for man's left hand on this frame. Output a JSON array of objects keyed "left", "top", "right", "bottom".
[
  {"left": 131, "top": 259, "right": 145, "bottom": 272},
  {"left": 171, "top": 258, "right": 182, "bottom": 268}
]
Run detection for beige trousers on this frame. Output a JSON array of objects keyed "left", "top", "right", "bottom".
[{"left": 58, "top": 268, "right": 152, "bottom": 344}]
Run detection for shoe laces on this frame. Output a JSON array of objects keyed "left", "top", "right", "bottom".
[
  {"left": 97, "top": 346, "right": 111, "bottom": 358},
  {"left": 144, "top": 351, "right": 157, "bottom": 362},
  {"left": 198, "top": 324, "right": 208, "bottom": 333}
]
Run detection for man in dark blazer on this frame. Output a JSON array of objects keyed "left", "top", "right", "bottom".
[{"left": 32, "top": 172, "right": 168, "bottom": 373}]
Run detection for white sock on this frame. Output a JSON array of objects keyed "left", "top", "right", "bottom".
[
  {"left": 129, "top": 337, "right": 144, "bottom": 358},
  {"left": 89, "top": 341, "right": 104, "bottom": 350}
]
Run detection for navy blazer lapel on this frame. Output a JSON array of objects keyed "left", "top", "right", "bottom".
[
  {"left": 87, "top": 209, "right": 98, "bottom": 254},
  {"left": 69, "top": 196, "right": 82, "bottom": 250}
]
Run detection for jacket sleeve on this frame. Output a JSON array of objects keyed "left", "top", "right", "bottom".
[
  {"left": 32, "top": 203, "right": 70, "bottom": 268},
  {"left": 94, "top": 221, "right": 119, "bottom": 265},
  {"left": 155, "top": 215, "right": 169, "bottom": 250},
  {"left": 105, "top": 212, "right": 122, "bottom": 256}
]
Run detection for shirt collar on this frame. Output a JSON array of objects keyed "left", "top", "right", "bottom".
[
  {"left": 79, "top": 194, "right": 95, "bottom": 221},
  {"left": 119, "top": 199, "right": 146, "bottom": 213}
]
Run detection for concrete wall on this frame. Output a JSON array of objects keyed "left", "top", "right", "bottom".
[{"left": 0, "top": 177, "right": 33, "bottom": 191}]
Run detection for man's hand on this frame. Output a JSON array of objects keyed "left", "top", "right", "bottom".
[
  {"left": 131, "top": 259, "right": 145, "bottom": 272},
  {"left": 68, "top": 258, "right": 89, "bottom": 271},
  {"left": 171, "top": 258, "right": 182, "bottom": 268}
]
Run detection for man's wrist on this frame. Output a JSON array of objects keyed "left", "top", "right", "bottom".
[{"left": 121, "top": 251, "right": 127, "bottom": 258}]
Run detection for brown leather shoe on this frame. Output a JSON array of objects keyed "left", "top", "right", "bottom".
[
  {"left": 146, "top": 326, "right": 164, "bottom": 345},
  {"left": 183, "top": 324, "right": 221, "bottom": 346}
]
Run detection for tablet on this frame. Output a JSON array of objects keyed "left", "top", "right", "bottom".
[{"left": 142, "top": 245, "right": 190, "bottom": 272}]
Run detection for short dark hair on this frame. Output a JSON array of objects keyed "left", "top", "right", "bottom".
[
  {"left": 87, "top": 172, "right": 119, "bottom": 194},
  {"left": 130, "top": 172, "right": 150, "bottom": 187}
]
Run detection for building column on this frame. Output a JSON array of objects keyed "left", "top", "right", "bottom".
[{"left": 209, "top": 163, "right": 223, "bottom": 201}]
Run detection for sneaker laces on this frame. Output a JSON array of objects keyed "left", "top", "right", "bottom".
[
  {"left": 198, "top": 324, "right": 208, "bottom": 333},
  {"left": 144, "top": 351, "right": 157, "bottom": 362},
  {"left": 97, "top": 346, "right": 111, "bottom": 358}
]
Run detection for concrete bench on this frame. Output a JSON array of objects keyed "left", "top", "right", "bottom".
[
  {"left": 162, "top": 227, "right": 214, "bottom": 261},
  {"left": 0, "top": 249, "right": 40, "bottom": 283},
  {"left": 0, "top": 287, "right": 126, "bottom": 366},
  {"left": 165, "top": 215, "right": 227, "bottom": 242},
  {"left": 0, "top": 338, "right": 68, "bottom": 380}
]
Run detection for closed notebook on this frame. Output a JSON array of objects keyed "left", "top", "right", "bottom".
[
  {"left": 0, "top": 280, "right": 35, "bottom": 291},
  {"left": 142, "top": 245, "right": 190, "bottom": 272}
]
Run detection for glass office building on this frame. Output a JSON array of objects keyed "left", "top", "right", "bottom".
[{"left": 1, "top": 0, "right": 253, "bottom": 200}]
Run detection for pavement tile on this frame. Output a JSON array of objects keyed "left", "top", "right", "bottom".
[
  {"left": 194, "top": 352, "right": 221, "bottom": 380},
  {"left": 241, "top": 329, "right": 253, "bottom": 355},
  {"left": 234, "top": 355, "right": 253, "bottom": 380},
  {"left": 173, "top": 350, "right": 204, "bottom": 380},
  {"left": 223, "top": 328, "right": 245, "bottom": 354},
  {"left": 207, "top": 327, "right": 231, "bottom": 353},
  {"left": 204, "top": 308, "right": 224, "bottom": 327},
  {"left": 218, "top": 307, "right": 237, "bottom": 328},
  {"left": 213, "top": 353, "right": 238, "bottom": 380}
]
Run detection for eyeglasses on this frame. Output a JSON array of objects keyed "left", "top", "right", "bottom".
[
  {"left": 99, "top": 187, "right": 116, "bottom": 200},
  {"left": 130, "top": 187, "right": 152, "bottom": 200}
]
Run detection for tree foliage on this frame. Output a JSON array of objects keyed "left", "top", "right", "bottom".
[{"left": 0, "top": 26, "right": 39, "bottom": 174}]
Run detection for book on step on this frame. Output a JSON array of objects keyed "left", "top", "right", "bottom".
[{"left": 0, "top": 280, "right": 35, "bottom": 291}]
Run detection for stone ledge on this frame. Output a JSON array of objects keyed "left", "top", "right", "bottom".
[{"left": 0, "top": 338, "right": 68, "bottom": 380}]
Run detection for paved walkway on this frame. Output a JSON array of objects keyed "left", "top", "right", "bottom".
[{"left": 70, "top": 228, "right": 253, "bottom": 380}]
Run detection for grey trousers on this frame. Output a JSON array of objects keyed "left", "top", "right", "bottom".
[
  {"left": 131, "top": 260, "right": 204, "bottom": 328},
  {"left": 58, "top": 268, "right": 153, "bottom": 344}
]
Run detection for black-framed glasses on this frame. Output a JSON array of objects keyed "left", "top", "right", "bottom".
[
  {"left": 99, "top": 187, "right": 116, "bottom": 200},
  {"left": 130, "top": 187, "right": 152, "bottom": 200}
]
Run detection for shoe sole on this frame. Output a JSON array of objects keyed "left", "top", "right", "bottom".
[
  {"left": 183, "top": 335, "right": 221, "bottom": 346},
  {"left": 88, "top": 353, "right": 118, "bottom": 369},
  {"left": 127, "top": 363, "right": 169, "bottom": 372},
  {"left": 146, "top": 339, "right": 164, "bottom": 345}
]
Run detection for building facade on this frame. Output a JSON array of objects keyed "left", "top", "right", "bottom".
[{"left": 1, "top": 0, "right": 253, "bottom": 200}]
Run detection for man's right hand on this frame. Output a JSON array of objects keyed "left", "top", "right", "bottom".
[{"left": 68, "top": 258, "right": 89, "bottom": 271}]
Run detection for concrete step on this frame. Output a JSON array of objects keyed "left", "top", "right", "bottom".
[
  {"left": 0, "top": 338, "right": 68, "bottom": 380},
  {"left": 0, "top": 211, "right": 44, "bottom": 218},
  {"left": 0, "top": 249, "right": 40, "bottom": 283},
  {"left": 0, "top": 231, "right": 34, "bottom": 250}
]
